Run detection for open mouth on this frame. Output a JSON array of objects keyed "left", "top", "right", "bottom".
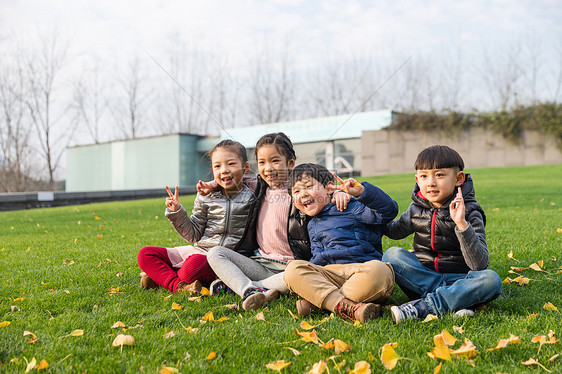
[
  {"left": 302, "top": 198, "right": 314, "bottom": 209},
  {"left": 221, "top": 176, "right": 233, "bottom": 184}
]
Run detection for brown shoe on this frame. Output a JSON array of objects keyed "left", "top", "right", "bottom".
[
  {"left": 140, "top": 272, "right": 160, "bottom": 289},
  {"left": 176, "top": 280, "right": 203, "bottom": 294},
  {"left": 336, "top": 298, "right": 381, "bottom": 323},
  {"left": 296, "top": 299, "right": 320, "bottom": 317}
]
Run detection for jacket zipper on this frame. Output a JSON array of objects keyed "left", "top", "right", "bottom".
[
  {"left": 219, "top": 196, "right": 231, "bottom": 247},
  {"left": 430, "top": 209, "right": 440, "bottom": 272}
]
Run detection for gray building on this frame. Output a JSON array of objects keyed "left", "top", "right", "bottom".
[{"left": 66, "top": 110, "right": 396, "bottom": 191}]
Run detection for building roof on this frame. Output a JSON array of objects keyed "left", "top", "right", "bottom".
[{"left": 216, "top": 109, "right": 395, "bottom": 148}]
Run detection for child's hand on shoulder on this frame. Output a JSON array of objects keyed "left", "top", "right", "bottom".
[
  {"left": 332, "top": 190, "right": 351, "bottom": 211},
  {"left": 165, "top": 185, "right": 181, "bottom": 212},
  {"left": 197, "top": 180, "right": 219, "bottom": 196},
  {"left": 450, "top": 187, "right": 468, "bottom": 230},
  {"left": 334, "top": 174, "right": 365, "bottom": 198}
]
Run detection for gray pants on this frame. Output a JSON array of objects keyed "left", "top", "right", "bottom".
[{"left": 207, "top": 246, "right": 289, "bottom": 297}]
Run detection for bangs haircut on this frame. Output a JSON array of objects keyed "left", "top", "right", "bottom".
[
  {"left": 289, "top": 163, "right": 334, "bottom": 191},
  {"left": 414, "top": 145, "right": 464, "bottom": 171},
  {"left": 255, "top": 132, "right": 296, "bottom": 162},
  {"left": 208, "top": 139, "right": 248, "bottom": 164}
]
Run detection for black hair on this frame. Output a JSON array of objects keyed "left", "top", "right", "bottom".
[
  {"left": 208, "top": 139, "right": 248, "bottom": 164},
  {"left": 288, "top": 163, "right": 334, "bottom": 191},
  {"left": 414, "top": 145, "right": 464, "bottom": 171},
  {"left": 254, "top": 132, "right": 296, "bottom": 162}
]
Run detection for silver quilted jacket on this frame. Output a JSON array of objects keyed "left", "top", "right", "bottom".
[{"left": 165, "top": 185, "right": 255, "bottom": 251}]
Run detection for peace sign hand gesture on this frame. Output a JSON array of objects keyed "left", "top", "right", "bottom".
[
  {"left": 449, "top": 187, "right": 468, "bottom": 230},
  {"left": 333, "top": 173, "right": 365, "bottom": 197},
  {"left": 165, "top": 185, "right": 181, "bottom": 212}
]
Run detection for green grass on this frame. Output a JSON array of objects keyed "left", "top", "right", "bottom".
[{"left": 1, "top": 164, "right": 561, "bottom": 373}]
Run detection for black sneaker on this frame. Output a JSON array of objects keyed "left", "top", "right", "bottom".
[
  {"left": 390, "top": 299, "right": 429, "bottom": 324},
  {"left": 210, "top": 279, "right": 233, "bottom": 295}
]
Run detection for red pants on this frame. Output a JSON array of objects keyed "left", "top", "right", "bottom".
[{"left": 137, "top": 246, "right": 217, "bottom": 293}]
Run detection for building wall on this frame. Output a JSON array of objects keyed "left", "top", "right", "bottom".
[
  {"left": 361, "top": 128, "right": 562, "bottom": 176},
  {"left": 66, "top": 134, "right": 202, "bottom": 192}
]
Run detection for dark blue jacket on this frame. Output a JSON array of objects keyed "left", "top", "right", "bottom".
[{"left": 307, "top": 182, "right": 398, "bottom": 265}]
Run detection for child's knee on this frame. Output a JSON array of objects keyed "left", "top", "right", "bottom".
[
  {"left": 480, "top": 270, "right": 502, "bottom": 297},
  {"left": 206, "top": 246, "right": 226, "bottom": 264},
  {"left": 382, "top": 246, "right": 407, "bottom": 264},
  {"left": 283, "top": 260, "right": 307, "bottom": 288}
]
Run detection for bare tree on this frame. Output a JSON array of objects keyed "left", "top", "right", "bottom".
[
  {"left": 0, "top": 56, "right": 35, "bottom": 192},
  {"left": 248, "top": 40, "right": 297, "bottom": 124},
  {"left": 479, "top": 42, "right": 523, "bottom": 111},
  {"left": 21, "top": 29, "right": 76, "bottom": 189},
  {"left": 110, "top": 56, "right": 151, "bottom": 139},
  {"left": 73, "top": 65, "right": 108, "bottom": 143}
]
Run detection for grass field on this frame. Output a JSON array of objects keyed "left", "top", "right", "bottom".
[{"left": 1, "top": 164, "right": 561, "bottom": 373}]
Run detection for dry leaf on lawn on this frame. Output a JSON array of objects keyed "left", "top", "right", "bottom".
[
  {"left": 334, "top": 339, "right": 352, "bottom": 354},
  {"left": 548, "top": 354, "right": 559, "bottom": 362},
  {"left": 111, "top": 321, "right": 126, "bottom": 329},
  {"left": 206, "top": 351, "right": 216, "bottom": 360},
  {"left": 171, "top": 302, "right": 182, "bottom": 310},
  {"left": 521, "top": 357, "right": 552, "bottom": 372},
  {"left": 380, "top": 342, "right": 402, "bottom": 370},
  {"left": 25, "top": 357, "right": 36, "bottom": 373},
  {"left": 422, "top": 314, "right": 438, "bottom": 322},
  {"left": 507, "top": 250, "right": 520, "bottom": 262},
  {"left": 300, "top": 320, "right": 314, "bottom": 330},
  {"left": 450, "top": 338, "right": 477, "bottom": 358},
  {"left": 433, "top": 362, "right": 442, "bottom": 374},
  {"left": 265, "top": 360, "right": 292, "bottom": 371},
  {"left": 434, "top": 329, "right": 458, "bottom": 346},
  {"left": 163, "top": 331, "right": 175, "bottom": 339},
  {"left": 287, "top": 309, "right": 298, "bottom": 319},
  {"left": 349, "top": 360, "right": 371, "bottom": 374},
  {"left": 0, "top": 321, "right": 11, "bottom": 328},
  {"left": 202, "top": 311, "right": 214, "bottom": 321},
  {"left": 320, "top": 339, "right": 334, "bottom": 350},
  {"left": 159, "top": 366, "right": 179, "bottom": 374},
  {"left": 284, "top": 347, "right": 300, "bottom": 356},
  {"left": 295, "top": 328, "right": 320, "bottom": 344},
  {"left": 428, "top": 345, "right": 451, "bottom": 361},
  {"left": 453, "top": 325, "right": 465, "bottom": 334},
  {"left": 543, "top": 302, "right": 557, "bottom": 311},
  {"left": 38, "top": 359, "right": 49, "bottom": 369},
  {"left": 256, "top": 312, "right": 266, "bottom": 321},
  {"left": 307, "top": 360, "right": 328, "bottom": 374},
  {"left": 112, "top": 334, "right": 135, "bottom": 347}
]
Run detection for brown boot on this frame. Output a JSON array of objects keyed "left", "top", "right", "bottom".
[
  {"left": 140, "top": 272, "right": 160, "bottom": 289},
  {"left": 335, "top": 298, "right": 381, "bottom": 323},
  {"left": 296, "top": 299, "right": 320, "bottom": 317},
  {"left": 176, "top": 280, "right": 203, "bottom": 294}
]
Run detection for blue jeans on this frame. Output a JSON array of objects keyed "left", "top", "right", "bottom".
[{"left": 382, "top": 246, "right": 502, "bottom": 316}]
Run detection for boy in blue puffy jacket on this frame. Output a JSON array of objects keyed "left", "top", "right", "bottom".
[
  {"left": 284, "top": 163, "right": 398, "bottom": 323},
  {"left": 383, "top": 145, "right": 502, "bottom": 323}
]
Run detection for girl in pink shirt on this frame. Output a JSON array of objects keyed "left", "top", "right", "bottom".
[{"left": 207, "top": 132, "right": 348, "bottom": 311}]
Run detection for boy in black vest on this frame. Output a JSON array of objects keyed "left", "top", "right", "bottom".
[{"left": 382, "top": 145, "right": 502, "bottom": 323}]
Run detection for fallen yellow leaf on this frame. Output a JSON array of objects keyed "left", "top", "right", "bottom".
[
  {"left": 163, "top": 331, "right": 176, "bottom": 339},
  {"left": 295, "top": 328, "right": 320, "bottom": 344},
  {"left": 111, "top": 321, "right": 126, "bottom": 329},
  {"left": 287, "top": 309, "right": 298, "bottom": 319},
  {"left": 487, "top": 339, "right": 508, "bottom": 351},
  {"left": 38, "top": 359, "right": 49, "bottom": 370},
  {"left": 284, "top": 347, "right": 300, "bottom": 356},
  {"left": 349, "top": 360, "right": 371, "bottom": 374},
  {"left": 422, "top": 314, "right": 438, "bottom": 322},
  {"left": 529, "top": 263, "right": 544, "bottom": 272},
  {"left": 200, "top": 287, "right": 210, "bottom": 296},
  {"left": 23, "top": 331, "right": 38, "bottom": 344},
  {"left": 0, "top": 321, "right": 11, "bottom": 328},
  {"left": 307, "top": 360, "right": 328, "bottom": 374},
  {"left": 543, "top": 302, "right": 557, "bottom": 311},
  {"left": 206, "top": 351, "right": 216, "bottom": 360},
  {"left": 320, "top": 339, "right": 334, "bottom": 350},
  {"left": 256, "top": 312, "right": 266, "bottom": 321},
  {"left": 548, "top": 354, "right": 559, "bottom": 362},
  {"left": 507, "top": 334, "right": 521, "bottom": 344},
  {"left": 512, "top": 276, "right": 531, "bottom": 285},
  {"left": 334, "top": 339, "right": 352, "bottom": 354},
  {"left": 265, "top": 360, "right": 292, "bottom": 371},
  {"left": 112, "top": 334, "right": 135, "bottom": 347},
  {"left": 429, "top": 345, "right": 451, "bottom": 361},
  {"left": 434, "top": 362, "right": 442, "bottom": 374},
  {"left": 25, "top": 357, "right": 36, "bottom": 373},
  {"left": 171, "top": 302, "right": 182, "bottom": 310},
  {"left": 522, "top": 357, "right": 551, "bottom": 372},
  {"left": 508, "top": 250, "right": 520, "bottom": 262},
  {"left": 380, "top": 342, "right": 401, "bottom": 370},
  {"left": 450, "top": 338, "right": 477, "bottom": 358},
  {"left": 159, "top": 366, "right": 179, "bottom": 374},
  {"left": 216, "top": 316, "right": 228, "bottom": 322},
  {"left": 434, "top": 329, "right": 458, "bottom": 346},
  {"left": 202, "top": 311, "right": 214, "bottom": 321},
  {"left": 453, "top": 325, "right": 465, "bottom": 334},
  {"left": 300, "top": 320, "right": 315, "bottom": 330}
]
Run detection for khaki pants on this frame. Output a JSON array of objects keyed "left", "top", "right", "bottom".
[{"left": 283, "top": 259, "right": 395, "bottom": 311}]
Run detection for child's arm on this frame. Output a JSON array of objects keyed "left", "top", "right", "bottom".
[
  {"left": 164, "top": 186, "right": 207, "bottom": 243},
  {"left": 451, "top": 187, "right": 489, "bottom": 270},
  {"left": 334, "top": 175, "right": 398, "bottom": 225},
  {"left": 384, "top": 206, "right": 415, "bottom": 240}
]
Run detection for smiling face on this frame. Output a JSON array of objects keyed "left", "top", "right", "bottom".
[
  {"left": 291, "top": 174, "right": 335, "bottom": 216},
  {"left": 256, "top": 144, "right": 295, "bottom": 189},
  {"left": 211, "top": 147, "right": 249, "bottom": 196},
  {"left": 415, "top": 167, "right": 465, "bottom": 208}
]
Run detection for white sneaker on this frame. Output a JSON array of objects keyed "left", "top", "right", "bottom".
[{"left": 454, "top": 309, "right": 475, "bottom": 318}]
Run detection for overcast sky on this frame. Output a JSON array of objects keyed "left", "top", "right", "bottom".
[{"left": 2, "top": 0, "right": 560, "bottom": 73}]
